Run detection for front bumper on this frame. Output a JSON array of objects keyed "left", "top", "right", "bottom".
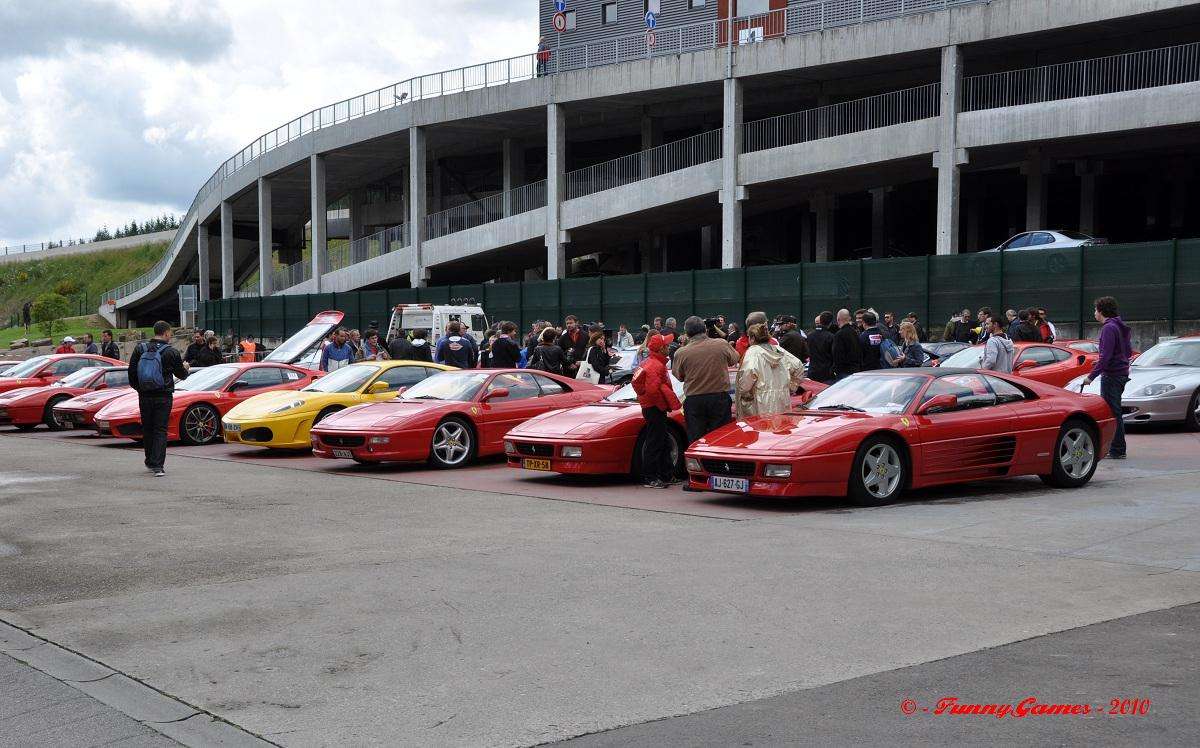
[
  {"left": 53, "top": 407, "right": 94, "bottom": 427},
  {"left": 310, "top": 428, "right": 434, "bottom": 463},
  {"left": 0, "top": 404, "right": 41, "bottom": 426},
  {"left": 504, "top": 436, "right": 630, "bottom": 475},
  {"left": 222, "top": 414, "right": 312, "bottom": 449},
  {"left": 684, "top": 450, "right": 854, "bottom": 498},
  {"left": 1119, "top": 391, "right": 1195, "bottom": 424}
]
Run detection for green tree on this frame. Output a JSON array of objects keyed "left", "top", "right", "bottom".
[
  {"left": 54, "top": 279, "right": 80, "bottom": 297},
  {"left": 31, "top": 292, "right": 70, "bottom": 338}
]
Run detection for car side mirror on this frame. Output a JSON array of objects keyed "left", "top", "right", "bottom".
[
  {"left": 366, "top": 381, "right": 391, "bottom": 395},
  {"left": 916, "top": 394, "right": 958, "bottom": 415},
  {"left": 1015, "top": 359, "right": 1037, "bottom": 372},
  {"left": 481, "top": 387, "right": 509, "bottom": 403}
]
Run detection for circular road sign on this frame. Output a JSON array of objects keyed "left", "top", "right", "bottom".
[
  {"left": 553, "top": 11, "right": 567, "bottom": 32},
  {"left": 646, "top": 31, "right": 656, "bottom": 47}
]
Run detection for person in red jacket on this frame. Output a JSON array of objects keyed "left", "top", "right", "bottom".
[{"left": 632, "top": 333, "right": 682, "bottom": 489}]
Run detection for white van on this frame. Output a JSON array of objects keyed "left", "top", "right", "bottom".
[{"left": 386, "top": 304, "right": 489, "bottom": 345}]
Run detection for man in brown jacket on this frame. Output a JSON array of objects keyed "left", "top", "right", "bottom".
[{"left": 673, "top": 316, "right": 739, "bottom": 447}]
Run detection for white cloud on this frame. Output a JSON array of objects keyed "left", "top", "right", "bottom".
[{"left": 0, "top": 0, "right": 536, "bottom": 247}]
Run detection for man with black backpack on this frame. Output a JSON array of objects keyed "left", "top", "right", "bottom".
[{"left": 127, "top": 321, "right": 189, "bottom": 477}]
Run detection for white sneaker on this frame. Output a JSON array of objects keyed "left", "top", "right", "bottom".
[{"left": 154, "top": 470, "right": 165, "bottom": 478}]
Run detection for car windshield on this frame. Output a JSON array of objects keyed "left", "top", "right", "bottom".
[
  {"left": 607, "top": 374, "right": 685, "bottom": 403},
  {"left": 939, "top": 347, "right": 983, "bottom": 369},
  {"left": 400, "top": 371, "right": 489, "bottom": 401},
  {"left": 802, "top": 373, "right": 927, "bottom": 414},
  {"left": 264, "top": 322, "right": 332, "bottom": 364},
  {"left": 54, "top": 368, "right": 102, "bottom": 387},
  {"left": 1, "top": 356, "right": 49, "bottom": 378},
  {"left": 303, "top": 364, "right": 379, "bottom": 393},
  {"left": 176, "top": 364, "right": 238, "bottom": 391},
  {"left": 1133, "top": 340, "right": 1200, "bottom": 368}
]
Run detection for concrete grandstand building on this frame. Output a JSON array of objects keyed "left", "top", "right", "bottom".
[{"left": 106, "top": 0, "right": 1200, "bottom": 324}]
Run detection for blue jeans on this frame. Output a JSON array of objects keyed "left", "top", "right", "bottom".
[{"left": 1100, "top": 374, "right": 1129, "bottom": 456}]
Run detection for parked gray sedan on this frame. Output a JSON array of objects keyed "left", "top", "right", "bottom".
[{"left": 1069, "top": 337, "right": 1200, "bottom": 430}]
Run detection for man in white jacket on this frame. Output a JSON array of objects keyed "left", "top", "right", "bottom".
[{"left": 980, "top": 317, "right": 1015, "bottom": 373}]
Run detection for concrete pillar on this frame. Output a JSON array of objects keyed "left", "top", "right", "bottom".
[
  {"left": 935, "top": 44, "right": 966, "bottom": 255},
  {"left": 870, "top": 188, "right": 888, "bottom": 259},
  {"left": 811, "top": 193, "right": 835, "bottom": 262},
  {"left": 348, "top": 188, "right": 365, "bottom": 241},
  {"left": 502, "top": 138, "right": 525, "bottom": 217},
  {"left": 1075, "top": 160, "right": 1099, "bottom": 236},
  {"left": 1023, "top": 150, "right": 1047, "bottom": 231},
  {"left": 700, "top": 225, "right": 715, "bottom": 269},
  {"left": 966, "top": 196, "right": 981, "bottom": 253},
  {"left": 310, "top": 154, "right": 326, "bottom": 291},
  {"left": 197, "top": 225, "right": 210, "bottom": 302},
  {"left": 720, "top": 78, "right": 745, "bottom": 268},
  {"left": 409, "top": 127, "right": 428, "bottom": 287},
  {"left": 220, "top": 200, "right": 234, "bottom": 299},
  {"left": 257, "top": 178, "right": 273, "bottom": 297},
  {"left": 546, "top": 103, "right": 568, "bottom": 280}
]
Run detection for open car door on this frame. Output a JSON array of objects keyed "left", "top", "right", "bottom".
[{"left": 263, "top": 311, "right": 346, "bottom": 370}]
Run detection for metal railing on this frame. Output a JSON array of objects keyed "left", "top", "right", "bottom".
[
  {"left": 326, "top": 223, "right": 409, "bottom": 275},
  {"left": 272, "top": 260, "right": 312, "bottom": 291},
  {"left": 743, "top": 82, "right": 941, "bottom": 152},
  {"left": 2, "top": 240, "right": 88, "bottom": 256},
  {"left": 424, "top": 180, "right": 547, "bottom": 240},
  {"left": 964, "top": 41, "right": 1200, "bottom": 111},
  {"left": 565, "top": 129, "right": 722, "bottom": 201},
  {"left": 106, "top": 0, "right": 987, "bottom": 306}
]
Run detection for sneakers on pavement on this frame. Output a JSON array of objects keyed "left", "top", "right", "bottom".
[
  {"left": 1106, "top": 452, "right": 1127, "bottom": 460},
  {"left": 153, "top": 470, "right": 166, "bottom": 477},
  {"left": 642, "top": 479, "right": 668, "bottom": 489}
]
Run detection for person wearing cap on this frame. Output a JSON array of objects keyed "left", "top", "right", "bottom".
[
  {"left": 55, "top": 336, "right": 77, "bottom": 354},
  {"left": 632, "top": 332, "right": 682, "bottom": 489},
  {"left": 776, "top": 315, "right": 808, "bottom": 364}
]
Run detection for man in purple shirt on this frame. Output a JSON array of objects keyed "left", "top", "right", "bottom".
[{"left": 1082, "top": 296, "right": 1132, "bottom": 459}]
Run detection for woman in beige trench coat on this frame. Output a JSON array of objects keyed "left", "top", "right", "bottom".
[{"left": 736, "top": 323, "right": 805, "bottom": 419}]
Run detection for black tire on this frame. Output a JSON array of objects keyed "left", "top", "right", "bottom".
[
  {"left": 1184, "top": 388, "right": 1200, "bottom": 432},
  {"left": 43, "top": 396, "right": 72, "bottom": 431},
  {"left": 313, "top": 406, "right": 343, "bottom": 427},
  {"left": 428, "top": 417, "right": 476, "bottom": 469},
  {"left": 847, "top": 434, "right": 907, "bottom": 506},
  {"left": 179, "top": 404, "right": 222, "bottom": 446},
  {"left": 1039, "top": 418, "right": 1100, "bottom": 488},
  {"left": 631, "top": 425, "right": 685, "bottom": 479},
  {"left": 14, "top": 423, "right": 36, "bottom": 432}
]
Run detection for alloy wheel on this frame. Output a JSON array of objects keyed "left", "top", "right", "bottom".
[
  {"left": 432, "top": 421, "right": 471, "bottom": 466},
  {"left": 861, "top": 443, "right": 902, "bottom": 499},
  {"left": 1058, "top": 427, "right": 1095, "bottom": 479}
]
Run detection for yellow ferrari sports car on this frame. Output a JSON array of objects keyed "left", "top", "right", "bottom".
[{"left": 221, "top": 360, "right": 453, "bottom": 449}]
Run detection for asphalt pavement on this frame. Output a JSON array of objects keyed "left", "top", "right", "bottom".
[{"left": 1, "top": 427, "right": 1198, "bottom": 746}]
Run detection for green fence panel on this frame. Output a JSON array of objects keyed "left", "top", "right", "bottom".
[
  {"left": 483, "top": 283, "right": 522, "bottom": 327},
  {"left": 561, "top": 278, "right": 602, "bottom": 325},
  {"left": 450, "top": 284, "right": 485, "bottom": 305},
  {"left": 283, "top": 295, "right": 310, "bottom": 338},
  {"left": 358, "top": 290, "right": 389, "bottom": 330},
  {"left": 333, "top": 293, "right": 361, "bottom": 332},
  {"left": 801, "top": 260, "right": 858, "bottom": 323},
  {"left": 1084, "top": 242, "right": 1174, "bottom": 323},
  {"left": 862, "top": 257, "right": 927, "bottom": 325},
  {"left": 694, "top": 268, "right": 744, "bottom": 325},
  {"left": 522, "top": 280, "right": 560, "bottom": 330},
  {"left": 418, "top": 286, "right": 450, "bottom": 305},
  {"left": 259, "top": 296, "right": 285, "bottom": 339},
  {"left": 602, "top": 275, "right": 646, "bottom": 331},
  {"left": 646, "top": 270, "right": 692, "bottom": 326},
  {"left": 386, "top": 288, "right": 419, "bottom": 308},
  {"left": 1177, "top": 239, "right": 1200, "bottom": 323},
  {"left": 745, "top": 264, "right": 800, "bottom": 323},
  {"left": 929, "top": 253, "right": 1000, "bottom": 334},
  {"left": 1001, "top": 246, "right": 1079, "bottom": 325}
]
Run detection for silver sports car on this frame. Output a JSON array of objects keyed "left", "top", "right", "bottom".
[{"left": 1068, "top": 336, "right": 1200, "bottom": 430}]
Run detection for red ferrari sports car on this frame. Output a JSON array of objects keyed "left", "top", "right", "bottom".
[
  {"left": 94, "top": 362, "right": 316, "bottom": 444},
  {"left": 0, "top": 365, "right": 128, "bottom": 430},
  {"left": 937, "top": 341, "right": 1095, "bottom": 388},
  {"left": 0, "top": 353, "right": 122, "bottom": 395},
  {"left": 54, "top": 386, "right": 132, "bottom": 429},
  {"left": 504, "top": 371, "right": 827, "bottom": 478},
  {"left": 311, "top": 369, "right": 610, "bottom": 468},
  {"left": 685, "top": 368, "right": 1116, "bottom": 506}
]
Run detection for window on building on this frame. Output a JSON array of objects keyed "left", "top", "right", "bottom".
[
  {"left": 738, "top": 0, "right": 769, "bottom": 15},
  {"left": 565, "top": 9, "right": 577, "bottom": 30},
  {"left": 602, "top": 2, "right": 617, "bottom": 24},
  {"left": 689, "top": 0, "right": 706, "bottom": 8}
]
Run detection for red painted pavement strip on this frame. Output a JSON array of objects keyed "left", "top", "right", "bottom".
[{"left": 6, "top": 428, "right": 1200, "bottom": 521}]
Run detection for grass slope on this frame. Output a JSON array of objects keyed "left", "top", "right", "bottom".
[{"left": 0, "top": 316, "right": 153, "bottom": 349}]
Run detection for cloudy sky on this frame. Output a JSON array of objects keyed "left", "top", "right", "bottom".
[{"left": 0, "top": 0, "right": 535, "bottom": 247}]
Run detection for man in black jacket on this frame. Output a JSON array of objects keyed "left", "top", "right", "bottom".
[
  {"left": 183, "top": 332, "right": 207, "bottom": 366},
  {"left": 488, "top": 321, "right": 521, "bottom": 368},
  {"left": 858, "top": 311, "right": 885, "bottom": 371},
  {"left": 555, "top": 316, "right": 587, "bottom": 374},
  {"left": 127, "top": 321, "right": 189, "bottom": 478},
  {"left": 99, "top": 330, "right": 121, "bottom": 360},
  {"left": 806, "top": 312, "right": 836, "bottom": 383},
  {"left": 1011, "top": 309, "right": 1042, "bottom": 342},
  {"left": 777, "top": 315, "right": 808, "bottom": 363},
  {"left": 831, "top": 309, "right": 862, "bottom": 381}
]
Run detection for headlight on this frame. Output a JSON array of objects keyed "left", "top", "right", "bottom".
[
  {"left": 1140, "top": 384, "right": 1176, "bottom": 397},
  {"left": 561, "top": 445, "right": 582, "bottom": 458},
  {"left": 368, "top": 436, "right": 391, "bottom": 445},
  {"left": 503, "top": 440, "right": 516, "bottom": 454},
  {"left": 685, "top": 457, "right": 702, "bottom": 472},
  {"left": 269, "top": 400, "right": 305, "bottom": 414},
  {"left": 763, "top": 464, "right": 792, "bottom": 478}
]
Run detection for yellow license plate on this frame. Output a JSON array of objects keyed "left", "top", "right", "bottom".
[{"left": 522, "top": 458, "right": 552, "bottom": 471}]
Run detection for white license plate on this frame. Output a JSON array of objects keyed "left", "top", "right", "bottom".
[
  {"left": 332, "top": 449, "right": 353, "bottom": 459},
  {"left": 223, "top": 421, "right": 240, "bottom": 432},
  {"left": 709, "top": 475, "right": 750, "bottom": 493}
]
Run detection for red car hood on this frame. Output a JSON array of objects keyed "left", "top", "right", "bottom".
[
  {"left": 693, "top": 411, "right": 878, "bottom": 454},
  {"left": 316, "top": 398, "right": 459, "bottom": 431},
  {"left": 0, "top": 384, "right": 83, "bottom": 405},
  {"left": 0, "top": 377, "right": 47, "bottom": 394},
  {"left": 0, "top": 386, "right": 43, "bottom": 403},
  {"left": 95, "top": 391, "right": 141, "bottom": 420},
  {"left": 511, "top": 401, "right": 638, "bottom": 438},
  {"left": 60, "top": 387, "right": 130, "bottom": 410}
]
